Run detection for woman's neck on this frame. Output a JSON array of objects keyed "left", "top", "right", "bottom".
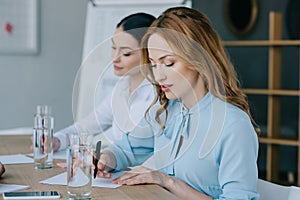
[{"left": 182, "top": 76, "right": 208, "bottom": 109}]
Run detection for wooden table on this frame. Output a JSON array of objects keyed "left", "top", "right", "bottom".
[{"left": 0, "top": 135, "right": 179, "bottom": 199}]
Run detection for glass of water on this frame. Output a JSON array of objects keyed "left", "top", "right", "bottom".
[
  {"left": 33, "top": 105, "right": 54, "bottom": 169},
  {"left": 67, "top": 145, "right": 93, "bottom": 200}
]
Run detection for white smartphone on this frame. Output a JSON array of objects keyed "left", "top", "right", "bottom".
[{"left": 3, "top": 191, "right": 60, "bottom": 199}]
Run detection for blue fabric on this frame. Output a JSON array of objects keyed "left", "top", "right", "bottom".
[
  {"left": 155, "top": 93, "right": 259, "bottom": 200},
  {"left": 110, "top": 92, "right": 259, "bottom": 199},
  {"left": 105, "top": 116, "right": 154, "bottom": 171}
]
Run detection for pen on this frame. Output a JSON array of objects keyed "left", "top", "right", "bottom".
[{"left": 94, "top": 141, "right": 102, "bottom": 179}]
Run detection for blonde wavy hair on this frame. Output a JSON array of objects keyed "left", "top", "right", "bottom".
[{"left": 141, "top": 7, "right": 258, "bottom": 132}]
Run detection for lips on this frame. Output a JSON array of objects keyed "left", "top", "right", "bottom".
[
  {"left": 160, "top": 84, "right": 172, "bottom": 92},
  {"left": 114, "top": 65, "right": 123, "bottom": 71}
]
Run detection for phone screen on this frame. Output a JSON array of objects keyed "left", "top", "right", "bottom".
[{"left": 3, "top": 191, "right": 60, "bottom": 199}]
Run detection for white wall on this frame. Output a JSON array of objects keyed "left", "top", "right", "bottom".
[{"left": 0, "top": 0, "right": 88, "bottom": 131}]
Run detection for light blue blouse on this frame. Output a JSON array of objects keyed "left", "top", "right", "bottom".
[{"left": 109, "top": 92, "right": 259, "bottom": 200}]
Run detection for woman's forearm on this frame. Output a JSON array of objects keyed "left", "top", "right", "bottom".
[{"left": 162, "top": 174, "right": 213, "bottom": 200}]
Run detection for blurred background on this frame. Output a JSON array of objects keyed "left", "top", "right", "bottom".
[{"left": 0, "top": 0, "right": 299, "bottom": 186}]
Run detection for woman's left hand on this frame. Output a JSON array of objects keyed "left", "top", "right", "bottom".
[
  {"left": 113, "top": 166, "right": 212, "bottom": 200},
  {"left": 112, "top": 166, "right": 167, "bottom": 186}
]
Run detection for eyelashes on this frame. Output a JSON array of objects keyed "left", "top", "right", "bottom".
[
  {"left": 111, "top": 46, "right": 132, "bottom": 57},
  {"left": 165, "top": 63, "right": 174, "bottom": 67},
  {"left": 150, "top": 63, "right": 174, "bottom": 68},
  {"left": 123, "top": 53, "right": 131, "bottom": 57}
]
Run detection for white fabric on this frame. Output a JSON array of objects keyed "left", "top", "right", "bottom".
[
  {"left": 55, "top": 77, "right": 155, "bottom": 150},
  {"left": 257, "top": 179, "right": 300, "bottom": 200}
]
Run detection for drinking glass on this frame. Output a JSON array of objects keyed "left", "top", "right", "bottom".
[
  {"left": 33, "top": 105, "right": 54, "bottom": 169},
  {"left": 67, "top": 145, "right": 93, "bottom": 200}
]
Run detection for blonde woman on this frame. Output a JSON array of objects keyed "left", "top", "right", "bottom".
[{"left": 96, "top": 7, "right": 259, "bottom": 200}]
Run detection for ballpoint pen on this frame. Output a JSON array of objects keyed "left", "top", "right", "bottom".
[{"left": 94, "top": 141, "right": 102, "bottom": 179}]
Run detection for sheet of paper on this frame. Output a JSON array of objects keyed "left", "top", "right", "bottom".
[
  {"left": 40, "top": 172, "right": 67, "bottom": 185},
  {"left": 0, "top": 184, "right": 29, "bottom": 194},
  {"left": 27, "top": 149, "right": 66, "bottom": 160},
  {"left": 40, "top": 171, "right": 124, "bottom": 188},
  {"left": 68, "top": 169, "right": 90, "bottom": 187},
  {"left": 0, "top": 154, "right": 34, "bottom": 164},
  {"left": 92, "top": 171, "right": 123, "bottom": 188}
]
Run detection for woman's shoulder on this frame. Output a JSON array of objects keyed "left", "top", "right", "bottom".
[
  {"left": 224, "top": 101, "right": 251, "bottom": 123},
  {"left": 208, "top": 95, "right": 254, "bottom": 132},
  {"left": 205, "top": 94, "right": 249, "bottom": 121}
]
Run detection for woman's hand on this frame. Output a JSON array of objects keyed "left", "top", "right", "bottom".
[
  {"left": 112, "top": 166, "right": 168, "bottom": 186},
  {"left": 30, "top": 136, "right": 60, "bottom": 152},
  {"left": 93, "top": 150, "right": 116, "bottom": 179},
  {"left": 52, "top": 137, "right": 60, "bottom": 152},
  {"left": 113, "top": 166, "right": 213, "bottom": 200}
]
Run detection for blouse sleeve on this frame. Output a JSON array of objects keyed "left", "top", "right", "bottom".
[
  {"left": 104, "top": 119, "right": 154, "bottom": 171},
  {"left": 216, "top": 118, "right": 259, "bottom": 200}
]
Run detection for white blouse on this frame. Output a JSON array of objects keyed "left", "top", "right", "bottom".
[{"left": 55, "top": 76, "right": 155, "bottom": 150}]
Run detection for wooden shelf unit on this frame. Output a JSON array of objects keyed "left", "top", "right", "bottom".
[
  {"left": 223, "top": 12, "right": 300, "bottom": 186},
  {"left": 223, "top": 40, "right": 300, "bottom": 46}
]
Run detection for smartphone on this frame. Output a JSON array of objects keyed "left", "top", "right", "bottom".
[{"left": 3, "top": 191, "right": 60, "bottom": 199}]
